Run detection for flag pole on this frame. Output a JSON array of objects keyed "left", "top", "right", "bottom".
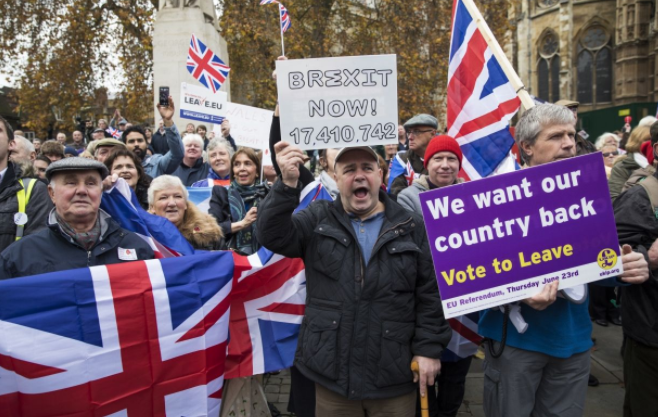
[
  {"left": 279, "top": 5, "right": 286, "bottom": 56},
  {"left": 459, "top": 0, "right": 535, "bottom": 110}
]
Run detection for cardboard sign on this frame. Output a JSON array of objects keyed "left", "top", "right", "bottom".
[
  {"left": 419, "top": 154, "right": 623, "bottom": 319},
  {"left": 212, "top": 103, "right": 273, "bottom": 150},
  {"left": 179, "top": 82, "right": 227, "bottom": 124},
  {"left": 276, "top": 55, "right": 398, "bottom": 150}
]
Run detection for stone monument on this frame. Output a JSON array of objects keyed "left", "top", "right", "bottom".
[{"left": 153, "top": 0, "right": 230, "bottom": 130}]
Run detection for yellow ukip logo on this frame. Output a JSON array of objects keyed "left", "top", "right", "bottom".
[{"left": 597, "top": 249, "right": 617, "bottom": 270}]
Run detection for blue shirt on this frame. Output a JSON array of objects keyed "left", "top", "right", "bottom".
[{"left": 349, "top": 212, "right": 385, "bottom": 266}]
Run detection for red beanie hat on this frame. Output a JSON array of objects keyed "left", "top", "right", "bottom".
[{"left": 424, "top": 135, "right": 463, "bottom": 169}]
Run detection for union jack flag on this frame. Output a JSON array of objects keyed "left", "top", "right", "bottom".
[
  {"left": 447, "top": 0, "right": 521, "bottom": 180},
  {"left": 187, "top": 34, "right": 231, "bottom": 93},
  {"left": 0, "top": 252, "right": 233, "bottom": 416},
  {"left": 260, "top": 0, "right": 291, "bottom": 33},
  {"left": 106, "top": 126, "right": 121, "bottom": 139}
]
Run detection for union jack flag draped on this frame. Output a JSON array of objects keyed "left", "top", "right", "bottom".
[
  {"left": 0, "top": 252, "right": 233, "bottom": 416},
  {"left": 447, "top": 0, "right": 521, "bottom": 180},
  {"left": 187, "top": 34, "right": 231, "bottom": 93}
]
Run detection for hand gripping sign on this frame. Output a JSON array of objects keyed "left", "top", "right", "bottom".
[
  {"left": 276, "top": 55, "right": 398, "bottom": 150},
  {"left": 419, "top": 154, "right": 623, "bottom": 319}
]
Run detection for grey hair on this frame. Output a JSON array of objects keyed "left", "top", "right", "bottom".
[
  {"left": 206, "top": 138, "right": 235, "bottom": 159},
  {"left": 515, "top": 104, "right": 575, "bottom": 163},
  {"left": 639, "top": 116, "right": 657, "bottom": 128},
  {"left": 594, "top": 132, "right": 621, "bottom": 150},
  {"left": 182, "top": 133, "right": 204, "bottom": 149},
  {"left": 13, "top": 135, "right": 35, "bottom": 154},
  {"left": 147, "top": 175, "right": 189, "bottom": 206}
]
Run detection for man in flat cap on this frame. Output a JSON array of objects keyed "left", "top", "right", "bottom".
[
  {"left": 88, "top": 138, "right": 127, "bottom": 164},
  {"left": 390, "top": 114, "right": 438, "bottom": 197},
  {"left": 0, "top": 157, "right": 155, "bottom": 279}
]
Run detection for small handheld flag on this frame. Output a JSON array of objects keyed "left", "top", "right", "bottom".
[
  {"left": 187, "top": 34, "right": 231, "bottom": 93},
  {"left": 260, "top": 0, "right": 291, "bottom": 55}
]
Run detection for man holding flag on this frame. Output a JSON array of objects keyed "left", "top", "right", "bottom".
[{"left": 258, "top": 142, "right": 451, "bottom": 416}]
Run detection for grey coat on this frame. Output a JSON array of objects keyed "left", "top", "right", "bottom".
[{"left": 397, "top": 175, "right": 464, "bottom": 214}]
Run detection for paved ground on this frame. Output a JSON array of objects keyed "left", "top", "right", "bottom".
[{"left": 264, "top": 323, "right": 625, "bottom": 417}]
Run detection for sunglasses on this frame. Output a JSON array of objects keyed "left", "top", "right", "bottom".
[{"left": 602, "top": 151, "right": 619, "bottom": 157}]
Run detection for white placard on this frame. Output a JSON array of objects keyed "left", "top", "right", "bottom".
[
  {"left": 179, "top": 82, "right": 227, "bottom": 124},
  {"left": 276, "top": 55, "right": 398, "bottom": 150},
  {"left": 213, "top": 103, "right": 273, "bottom": 150}
]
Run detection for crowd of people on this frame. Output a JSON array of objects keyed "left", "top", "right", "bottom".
[{"left": 0, "top": 68, "right": 657, "bottom": 417}]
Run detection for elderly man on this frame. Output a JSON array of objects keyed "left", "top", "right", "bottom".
[
  {"left": 56, "top": 132, "right": 67, "bottom": 145},
  {"left": 390, "top": 114, "right": 438, "bottom": 197},
  {"left": 0, "top": 117, "right": 52, "bottom": 253},
  {"left": 613, "top": 120, "right": 658, "bottom": 416},
  {"left": 91, "top": 128, "right": 106, "bottom": 142},
  {"left": 257, "top": 142, "right": 451, "bottom": 417},
  {"left": 88, "top": 138, "right": 126, "bottom": 164},
  {"left": 478, "top": 104, "right": 650, "bottom": 417},
  {"left": 121, "top": 96, "right": 183, "bottom": 178},
  {"left": 172, "top": 134, "right": 208, "bottom": 186},
  {"left": 9, "top": 135, "right": 36, "bottom": 163},
  {"left": 0, "top": 158, "right": 155, "bottom": 279}
]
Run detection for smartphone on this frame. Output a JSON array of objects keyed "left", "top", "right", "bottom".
[{"left": 159, "top": 86, "right": 170, "bottom": 107}]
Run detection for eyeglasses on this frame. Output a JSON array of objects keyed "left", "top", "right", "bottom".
[
  {"left": 406, "top": 129, "right": 434, "bottom": 137},
  {"left": 602, "top": 151, "right": 619, "bottom": 157}
]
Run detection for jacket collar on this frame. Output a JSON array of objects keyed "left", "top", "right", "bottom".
[{"left": 48, "top": 208, "right": 119, "bottom": 244}]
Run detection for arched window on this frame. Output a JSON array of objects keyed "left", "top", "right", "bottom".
[
  {"left": 576, "top": 26, "right": 612, "bottom": 104},
  {"left": 537, "top": 31, "right": 560, "bottom": 102}
]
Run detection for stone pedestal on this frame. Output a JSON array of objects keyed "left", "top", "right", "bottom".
[{"left": 153, "top": 5, "right": 230, "bottom": 130}]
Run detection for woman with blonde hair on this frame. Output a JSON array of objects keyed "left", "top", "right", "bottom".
[
  {"left": 608, "top": 125, "right": 652, "bottom": 201},
  {"left": 148, "top": 175, "right": 223, "bottom": 250}
]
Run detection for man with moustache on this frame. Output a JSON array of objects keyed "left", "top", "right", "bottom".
[
  {"left": 121, "top": 95, "right": 183, "bottom": 178},
  {"left": 257, "top": 142, "right": 451, "bottom": 417}
]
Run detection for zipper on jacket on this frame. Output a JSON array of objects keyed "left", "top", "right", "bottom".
[
  {"left": 87, "top": 251, "right": 91, "bottom": 267},
  {"left": 368, "top": 217, "right": 413, "bottom": 265}
]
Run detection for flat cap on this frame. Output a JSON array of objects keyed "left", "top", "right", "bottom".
[
  {"left": 46, "top": 157, "right": 110, "bottom": 182},
  {"left": 403, "top": 114, "right": 438, "bottom": 129},
  {"left": 555, "top": 99, "right": 579, "bottom": 108},
  {"left": 87, "top": 138, "right": 126, "bottom": 155}
]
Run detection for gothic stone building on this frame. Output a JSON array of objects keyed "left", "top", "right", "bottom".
[{"left": 511, "top": 0, "right": 657, "bottom": 139}]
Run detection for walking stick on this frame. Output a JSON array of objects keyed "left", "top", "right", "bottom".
[{"left": 411, "top": 361, "right": 429, "bottom": 417}]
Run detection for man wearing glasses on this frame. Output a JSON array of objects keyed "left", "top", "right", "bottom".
[{"left": 390, "top": 114, "right": 438, "bottom": 197}]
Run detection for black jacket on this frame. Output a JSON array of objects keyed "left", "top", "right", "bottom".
[
  {"left": 150, "top": 130, "right": 170, "bottom": 155},
  {"left": 172, "top": 159, "right": 210, "bottom": 187},
  {"left": 0, "top": 163, "right": 53, "bottom": 253},
  {"left": 257, "top": 180, "right": 451, "bottom": 400},
  {"left": 0, "top": 210, "right": 155, "bottom": 279},
  {"left": 390, "top": 150, "right": 427, "bottom": 198},
  {"left": 614, "top": 174, "right": 658, "bottom": 348}
]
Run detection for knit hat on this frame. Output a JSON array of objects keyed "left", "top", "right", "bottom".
[{"left": 424, "top": 135, "right": 463, "bottom": 169}]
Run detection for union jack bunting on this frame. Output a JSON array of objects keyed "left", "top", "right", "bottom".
[
  {"left": 0, "top": 252, "right": 233, "bottom": 416},
  {"left": 106, "top": 126, "right": 121, "bottom": 139},
  {"left": 187, "top": 34, "right": 231, "bottom": 93},
  {"left": 447, "top": 0, "right": 521, "bottom": 180}
]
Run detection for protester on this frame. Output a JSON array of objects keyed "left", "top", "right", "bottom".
[
  {"left": 208, "top": 147, "right": 268, "bottom": 255},
  {"left": 478, "top": 104, "right": 650, "bottom": 417},
  {"left": 64, "top": 146, "right": 78, "bottom": 158},
  {"left": 554, "top": 99, "right": 597, "bottom": 155},
  {"left": 0, "top": 116, "right": 52, "bottom": 253},
  {"left": 613, "top": 126, "right": 658, "bottom": 417},
  {"left": 385, "top": 143, "right": 398, "bottom": 165},
  {"left": 609, "top": 125, "right": 651, "bottom": 201},
  {"left": 148, "top": 175, "right": 223, "bottom": 250},
  {"left": 150, "top": 120, "right": 170, "bottom": 155},
  {"left": 144, "top": 126, "right": 153, "bottom": 144},
  {"left": 71, "top": 130, "right": 86, "bottom": 154},
  {"left": 88, "top": 138, "right": 127, "bottom": 164},
  {"left": 121, "top": 96, "right": 184, "bottom": 178},
  {"left": 104, "top": 148, "right": 152, "bottom": 210},
  {"left": 56, "top": 132, "right": 67, "bottom": 145},
  {"left": 398, "top": 124, "right": 408, "bottom": 151},
  {"left": 196, "top": 124, "right": 209, "bottom": 149},
  {"left": 90, "top": 128, "right": 106, "bottom": 142},
  {"left": 317, "top": 148, "right": 339, "bottom": 199},
  {"left": 33, "top": 155, "right": 51, "bottom": 181},
  {"left": 39, "top": 140, "right": 65, "bottom": 162},
  {"left": 595, "top": 132, "right": 622, "bottom": 152},
  {"left": 110, "top": 109, "right": 128, "bottom": 131},
  {"left": 390, "top": 114, "right": 438, "bottom": 197},
  {"left": 220, "top": 119, "right": 238, "bottom": 151},
  {"left": 397, "top": 135, "right": 471, "bottom": 417},
  {"left": 191, "top": 138, "right": 234, "bottom": 187},
  {"left": 9, "top": 135, "right": 36, "bottom": 163},
  {"left": 0, "top": 157, "right": 155, "bottom": 279},
  {"left": 32, "top": 138, "right": 41, "bottom": 154},
  {"left": 258, "top": 141, "right": 451, "bottom": 417},
  {"left": 172, "top": 133, "right": 208, "bottom": 186}
]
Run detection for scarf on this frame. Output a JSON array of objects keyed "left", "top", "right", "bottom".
[
  {"left": 227, "top": 180, "right": 270, "bottom": 255},
  {"left": 55, "top": 212, "right": 101, "bottom": 251}
]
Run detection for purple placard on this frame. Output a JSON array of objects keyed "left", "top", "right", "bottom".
[{"left": 419, "top": 153, "right": 623, "bottom": 318}]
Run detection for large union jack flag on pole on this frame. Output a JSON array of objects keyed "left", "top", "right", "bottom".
[
  {"left": 0, "top": 252, "right": 233, "bottom": 416},
  {"left": 447, "top": 0, "right": 532, "bottom": 181},
  {"left": 187, "top": 34, "right": 231, "bottom": 93}
]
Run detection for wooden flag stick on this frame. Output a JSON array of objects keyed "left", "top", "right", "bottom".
[{"left": 459, "top": 0, "right": 535, "bottom": 110}]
